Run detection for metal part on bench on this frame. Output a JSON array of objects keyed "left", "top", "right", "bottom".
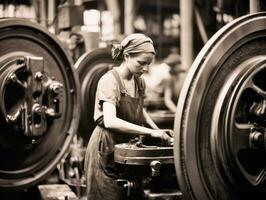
[
  {"left": 114, "top": 138, "right": 178, "bottom": 199},
  {"left": 114, "top": 143, "right": 174, "bottom": 165}
]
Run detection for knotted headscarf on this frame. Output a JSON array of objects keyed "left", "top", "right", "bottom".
[{"left": 112, "top": 33, "right": 155, "bottom": 61}]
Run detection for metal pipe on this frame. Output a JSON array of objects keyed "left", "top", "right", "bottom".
[
  {"left": 124, "top": 0, "right": 135, "bottom": 35},
  {"left": 180, "top": 0, "right": 194, "bottom": 71},
  {"left": 48, "top": 0, "right": 55, "bottom": 29},
  {"left": 250, "top": 0, "right": 261, "bottom": 13},
  {"left": 39, "top": 0, "right": 47, "bottom": 27},
  {"left": 195, "top": 7, "right": 208, "bottom": 44},
  {"left": 217, "top": 0, "right": 224, "bottom": 25},
  {"left": 105, "top": 0, "right": 121, "bottom": 38}
]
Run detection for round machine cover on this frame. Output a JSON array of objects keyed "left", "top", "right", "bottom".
[
  {"left": 0, "top": 18, "right": 80, "bottom": 190},
  {"left": 174, "top": 13, "right": 266, "bottom": 200},
  {"left": 75, "top": 48, "right": 118, "bottom": 141}
]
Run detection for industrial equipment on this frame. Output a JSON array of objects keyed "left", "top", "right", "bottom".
[
  {"left": 0, "top": 18, "right": 80, "bottom": 191},
  {"left": 70, "top": 12, "right": 266, "bottom": 198},
  {"left": 174, "top": 12, "right": 266, "bottom": 200},
  {"left": 114, "top": 136, "right": 181, "bottom": 199},
  {"left": 2, "top": 11, "right": 266, "bottom": 200}
]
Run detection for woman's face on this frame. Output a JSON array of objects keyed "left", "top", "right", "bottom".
[{"left": 125, "top": 53, "right": 154, "bottom": 77}]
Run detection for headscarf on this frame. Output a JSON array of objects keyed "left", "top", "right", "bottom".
[{"left": 112, "top": 33, "right": 155, "bottom": 61}]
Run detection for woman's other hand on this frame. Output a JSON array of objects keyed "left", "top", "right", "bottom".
[
  {"left": 150, "top": 129, "right": 174, "bottom": 146},
  {"left": 150, "top": 129, "right": 171, "bottom": 140}
]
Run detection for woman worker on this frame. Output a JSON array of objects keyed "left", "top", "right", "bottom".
[{"left": 85, "top": 33, "right": 172, "bottom": 200}]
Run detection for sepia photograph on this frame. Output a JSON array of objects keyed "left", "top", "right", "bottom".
[{"left": 0, "top": 0, "right": 265, "bottom": 199}]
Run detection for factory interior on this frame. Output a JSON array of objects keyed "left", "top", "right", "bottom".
[{"left": 1, "top": 0, "right": 266, "bottom": 199}]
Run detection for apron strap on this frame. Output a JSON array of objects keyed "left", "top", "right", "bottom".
[
  {"left": 110, "top": 69, "right": 127, "bottom": 94},
  {"left": 111, "top": 69, "right": 145, "bottom": 97},
  {"left": 134, "top": 76, "right": 145, "bottom": 97}
]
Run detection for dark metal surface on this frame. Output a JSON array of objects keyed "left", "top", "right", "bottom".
[
  {"left": 0, "top": 57, "right": 63, "bottom": 137},
  {"left": 75, "top": 48, "right": 117, "bottom": 141},
  {"left": 0, "top": 18, "right": 80, "bottom": 190},
  {"left": 174, "top": 13, "right": 266, "bottom": 199},
  {"left": 114, "top": 143, "right": 174, "bottom": 165},
  {"left": 114, "top": 140, "right": 178, "bottom": 199}
]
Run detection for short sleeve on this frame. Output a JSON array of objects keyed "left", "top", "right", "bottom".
[{"left": 97, "top": 72, "right": 120, "bottom": 106}]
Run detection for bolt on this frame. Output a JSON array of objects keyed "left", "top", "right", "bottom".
[
  {"left": 150, "top": 160, "right": 161, "bottom": 176},
  {"left": 250, "top": 100, "right": 266, "bottom": 119},
  {"left": 249, "top": 131, "right": 264, "bottom": 148},
  {"left": 50, "top": 83, "right": 62, "bottom": 94},
  {"left": 33, "top": 104, "right": 42, "bottom": 114},
  {"left": 52, "top": 85, "right": 60, "bottom": 94},
  {"left": 35, "top": 72, "right": 43, "bottom": 81},
  {"left": 35, "top": 107, "right": 42, "bottom": 114},
  {"left": 9, "top": 74, "right": 17, "bottom": 82},
  {"left": 46, "top": 108, "right": 55, "bottom": 117}
]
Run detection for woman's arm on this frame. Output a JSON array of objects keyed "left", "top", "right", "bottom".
[
  {"left": 164, "top": 80, "right": 177, "bottom": 112},
  {"left": 164, "top": 87, "right": 176, "bottom": 112},
  {"left": 142, "top": 109, "right": 159, "bottom": 130},
  {"left": 103, "top": 101, "right": 168, "bottom": 139}
]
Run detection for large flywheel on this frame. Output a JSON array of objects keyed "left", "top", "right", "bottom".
[
  {"left": 75, "top": 48, "right": 118, "bottom": 141},
  {"left": 174, "top": 13, "right": 266, "bottom": 199},
  {"left": 0, "top": 19, "right": 80, "bottom": 190}
]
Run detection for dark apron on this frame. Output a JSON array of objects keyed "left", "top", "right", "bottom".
[{"left": 85, "top": 69, "right": 145, "bottom": 200}]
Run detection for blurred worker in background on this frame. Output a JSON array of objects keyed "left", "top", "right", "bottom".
[
  {"left": 144, "top": 48, "right": 183, "bottom": 112},
  {"left": 84, "top": 33, "right": 172, "bottom": 200}
]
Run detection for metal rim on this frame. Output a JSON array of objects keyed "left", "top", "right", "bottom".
[
  {"left": 174, "top": 13, "right": 266, "bottom": 199},
  {"left": 0, "top": 18, "right": 80, "bottom": 190},
  {"left": 75, "top": 48, "right": 117, "bottom": 141},
  {"left": 114, "top": 144, "right": 174, "bottom": 165},
  {"left": 212, "top": 57, "right": 266, "bottom": 187}
]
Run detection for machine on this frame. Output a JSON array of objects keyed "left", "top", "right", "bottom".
[
  {"left": 175, "top": 12, "right": 266, "bottom": 199},
  {"left": 2, "top": 12, "right": 266, "bottom": 200},
  {"left": 113, "top": 136, "right": 180, "bottom": 199},
  {"left": 0, "top": 18, "right": 80, "bottom": 194}
]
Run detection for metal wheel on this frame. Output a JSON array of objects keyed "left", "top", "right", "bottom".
[
  {"left": 0, "top": 19, "right": 80, "bottom": 190},
  {"left": 75, "top": 48, "right": 117, "bottom": 141},
  {"left": 174, "top": 13, "right": 266, "bottom": 199}
]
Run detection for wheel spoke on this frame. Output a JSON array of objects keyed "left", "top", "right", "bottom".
[
  {"left": 247, "top": 79, "right": 266, "bottom": 99},
  {"left": 255, "top": 167, "right": 266, "bottom": 186},
  {"left": 231, "top": 122, "right": 252, "bottom": 152},
  {"left": 9, "top": 73, "right": 26, "bottom": 89}
]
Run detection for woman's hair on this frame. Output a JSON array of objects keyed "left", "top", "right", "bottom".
[{"left": 112, "top": 33, "right": 155, "bottom": 61}]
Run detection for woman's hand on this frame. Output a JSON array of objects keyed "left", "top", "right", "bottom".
[
  {"left": 150, "top": 129, "right": 174, "bottom": 146},
  {"left": 162, "top": 129, "right": 174, "bottom": 137},
  {"left": 150, "top": 129, "right": 172, "bottom": 141}
]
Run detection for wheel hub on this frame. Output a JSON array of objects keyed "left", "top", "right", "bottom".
[
  {"left": 0, "top": 18, "right": 80, "bottom": 190},
  {"left": 0, "top": 56, "right": 63, "bottom": 139}
]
